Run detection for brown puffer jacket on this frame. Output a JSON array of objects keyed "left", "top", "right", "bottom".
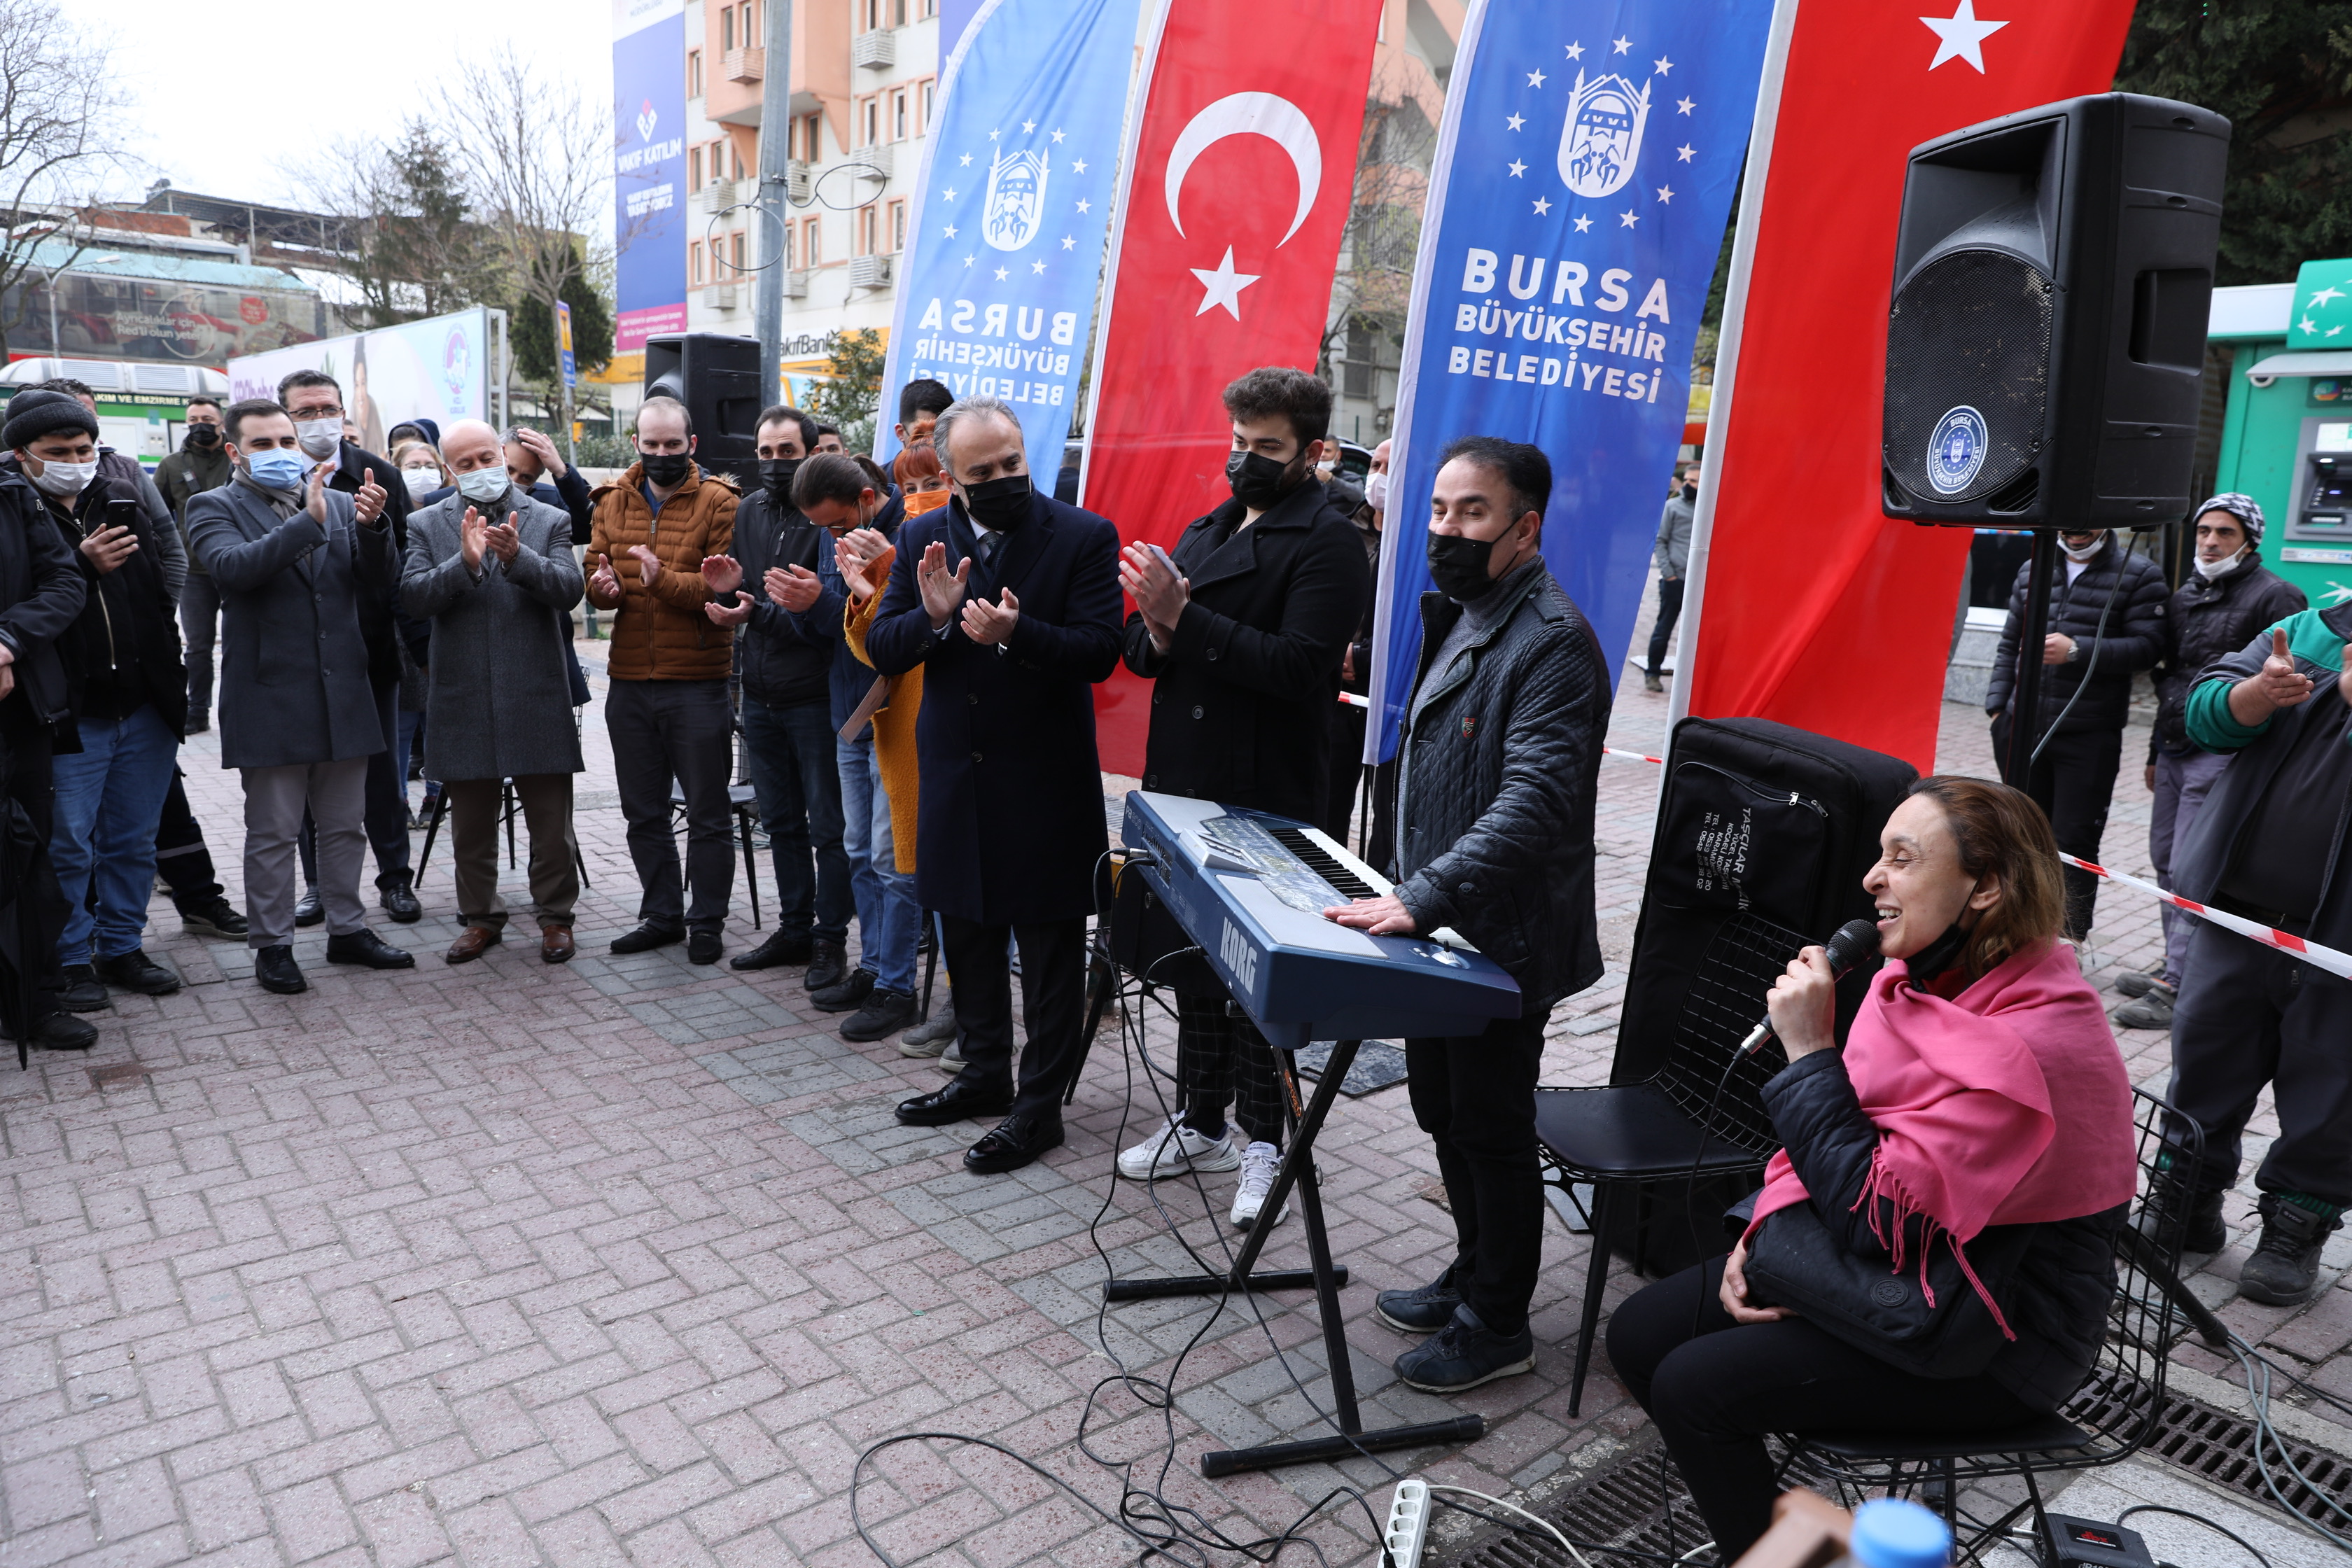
[{"left": 586, "top": 461, "right": 738, "bottom": 682}]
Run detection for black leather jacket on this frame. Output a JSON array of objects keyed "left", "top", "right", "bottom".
[
  {"left": 1986, "top": 534, "right": 2166, "bottom": 736},
  {"left": 1761, "top": 1047, "right": 2122, "bottom": 1409},
  {"left": 1390, "top": 561, "right": 1609, "bottom": 1014},
  {"left": 727, "top": 486, "right": 834, "bottom": 710}
]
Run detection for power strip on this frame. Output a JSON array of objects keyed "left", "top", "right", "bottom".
[{"left": 1382, "top": 1478, "right": 1431, "bottom": 1568}]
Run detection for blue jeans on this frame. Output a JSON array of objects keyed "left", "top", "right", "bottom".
[
  {"left": 837, "top": 735, "right": 918, "bottom": 994},
  {"left": 52, "top": 704, "right": 178, "bottom": 966},
  {"left": 743, "top": 698, "right": 851, "bottom": 944}
]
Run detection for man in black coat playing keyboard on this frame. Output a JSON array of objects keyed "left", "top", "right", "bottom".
[
  {"left": 1116, "top": 367, "right": 1372, "bottom": 1231},
  {"left": 863, "top": 395, "right": 1124, "bottom": 1175},
  {"left": 1326, "top": 435, "right": 1609, "bottom": 1396}
]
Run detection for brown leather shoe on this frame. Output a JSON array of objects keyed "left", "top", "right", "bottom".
[
  {"left": 540, "top": 924, "right": 576, "bottom": 964},
  {"left": 445, "top": 925, "right": 502, "bottom": 965}
]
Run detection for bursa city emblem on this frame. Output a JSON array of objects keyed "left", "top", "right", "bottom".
[{"left": 1927, "top": 405, "right": 1989, "bottom": 495}]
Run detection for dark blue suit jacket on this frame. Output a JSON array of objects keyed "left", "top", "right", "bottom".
[{"left": 865, "top": 487, "right": 1121, "bottom": 924}]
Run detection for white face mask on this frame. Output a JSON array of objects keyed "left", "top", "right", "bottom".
[
  {"left": 2059, "top": 533, "right": 2106, "bottom": 562},
  {"left": 1365, "top": 470, "right": 1389, "bottom": 512},
  {"left": 28, "top": 457, "right": 97, "bottom": 498},
  {"left": 294, "top": 416, "right": 342, "bottom": 460},
  {"left": 456, "top": 465, "right": 510, "bottom": 504},
  {"left": 400, "top": 467, "right": 440, "bottom": 500},
  {"left": 2194, "top": 545, "right": 2248, "bottom": 581}
]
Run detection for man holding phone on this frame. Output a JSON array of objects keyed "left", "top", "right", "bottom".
[{"left": 4, "top": 388, "right": 188, "bottom": 1012}]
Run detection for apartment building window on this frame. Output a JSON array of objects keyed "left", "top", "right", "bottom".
[
  {"left": 890, "top": 90, "right": 908, "bottom": 141},
  {"left": 689, "top": 146, "right": 703, "bottom": 190},
  {"left": 892, "top": 0, "right": 906, "bottom": 22},
  {"left": 856, "top": 205, "right": 881, "bottom": 258},
  {"left": 687, "top": 49, "right": 703, "bottom": 97},
  {"left": 691, "top": 241, "right": 704, "bottom": 284},
  {"left": 888, "top": 199, "right": 907, "bottom": 253},
  {"left": 794, "top": 112, "right": 821, "bottom": 162},
  {"left": 802, "top": 217, "right": 822, "bottom": 266},
  {"left": 917, "top": 78, "right": 934, "bottom": 134},
  {"left": 720, "top": 4, "right": 732, "bottom": 48},
  {"left": 860, "top": 96, "right": 880, "bottom": 148},
  {"left": 731, "top": 232, "right": 746, "bottom": 274},
  {"left": 915, "top": 0, "right": 936, "bottom": 17}
]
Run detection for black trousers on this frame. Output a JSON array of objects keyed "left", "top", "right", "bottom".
[
  {"left": 942, "top": 912, "right": 1088, "bottom": 1116},
  {"left": 606, "top": 678, "right": 736, "bottom": 934},
  {"left": 1991, "top": 716, "right": 2122, "bottom": 939},
  {"left": 1174, "top": 990, "right": 1287, "bottom": 1148},
  {"left": 1606, "top": 1256, "right": 2034, "bottom": 1562},
  {"left": 2168, "top": 914, "right": 2352, "bottom": 1208},
  {"left": 153, "top": 768, "right": 226, "bottom": 911},
  {"left": 1405, "top": 1007, "right": 1553, "bottom": 1336},
  {"left": 298, "top": 678, "right": 412, "bottom": 890},
  {"left": 1646, "top": 575, "right": 1686, "bottom": 675},
  {"left": 0, "top": 717, "right": 62, "bottom": 1022}
]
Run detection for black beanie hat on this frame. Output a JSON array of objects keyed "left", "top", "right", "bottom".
[{"left": 2, "top": 388, "right": 99, "bottom": 452}]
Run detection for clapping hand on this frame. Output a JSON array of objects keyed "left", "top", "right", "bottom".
[
  {"left": 485, "top": 517, "right": 520, "bottom": 564},
  {"left": 700, "top": 554, "right": 743, "bottom": 597},
  {"left": 459, "top": 507, "right": 489, "bottom": 571},
  {"left": 351, "top": 476, "right": 387, "bottom": 525},
  {"left": 961, "top": 587, "right": 1019, "bottom": 646},
  {"left": 627, "top": 544, "right": 663, "bottom": 587},
  {"left": 78, "top": 523, "right": 139, "bottom": 575},
  {"left": 916, "top": 540, "right": 972, "bottom": 629},
  {"left": 0, "top": 641, "right": 16, "bottom": 703},
  {"left": 704, "top": 590, "right": 755, "bottom": 627},
  {"left": 1118, "top": 542, "right": 1189, "bottom": 648},
  {"left": 764, "top": 564, "right": 822, "bottom": 612},
  {"left": 588, "top": 552, "right": 620, "bottom": 601}
]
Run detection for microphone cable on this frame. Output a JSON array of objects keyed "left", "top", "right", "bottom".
[{"left": 2028, "top": 525, "right": 2152, "bottom": 769}]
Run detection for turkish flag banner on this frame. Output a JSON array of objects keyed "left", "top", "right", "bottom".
[
  {"left": 1079, "top": 0, "right": 1381, "bottom": 774},
  {"left": 1675, "top": 0, "right": 2136, "bottom": 771}
]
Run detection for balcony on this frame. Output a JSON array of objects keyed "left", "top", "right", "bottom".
[
  {"left": 696, "top": 178, "right": 738, "bottom": 213},
  {"left": 848, "top": 254, "right": 892, "bottom": 290},
  {"left": 722, "top": 46, "right": 763, "bottom": 82},
  {"left": 701, "top": 282, "right": 738, "bottom": 309},
  {"left": 853, "top": 29, "right": 895, "bottom": 69},
  {"left": 848, "top": 144, "right": 891, "bottom": 183},
  {"left": 783, "top": 270, "right": 809, "bottom": 300}
]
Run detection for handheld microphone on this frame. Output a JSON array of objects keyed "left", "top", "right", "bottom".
[{"left": 1736, "top": 918, "right": 1884, "bottom": 1058}]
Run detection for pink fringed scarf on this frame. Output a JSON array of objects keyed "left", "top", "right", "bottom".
[{"left": 1746, "top": 939, "right": 2138, "bottom": 1335}]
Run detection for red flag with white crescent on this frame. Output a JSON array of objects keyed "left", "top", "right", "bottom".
[
  {"left": 1079, "top": 0, "right": 1381, "bottom": 775},
  {"left": 1674, "top": 0, "right": 2137, "bottom": 770}
]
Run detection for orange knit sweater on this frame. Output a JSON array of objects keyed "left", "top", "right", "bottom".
[{"left": 842, "top": 545, "right": 921, "bottom": 873}]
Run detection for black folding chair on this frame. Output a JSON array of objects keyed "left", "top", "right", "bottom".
[
  {"left": 1536, "top": 909, "right": 1813, "bottom": 1414},
  {"left": 416, "top": 780, "right": 589, "bottom": 888},
  {"left": 1773, "top": 1089, "right": 2206, "bottom": 1558},
  {"left": 671, "top": 722, "right": 764, "bottom": 929}
]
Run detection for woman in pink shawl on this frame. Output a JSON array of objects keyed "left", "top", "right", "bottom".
[{"left": 1606, "top": 777, "right": 2138, "bottom": 1560}]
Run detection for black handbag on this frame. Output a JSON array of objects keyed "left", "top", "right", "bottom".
[{"left": 1742, "top": 1199, "right": 2037, "bottom": 1379}]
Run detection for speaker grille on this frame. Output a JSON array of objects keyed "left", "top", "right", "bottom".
[{"left": 1883, "top": 250, "right": 2053, "bottom": 505}]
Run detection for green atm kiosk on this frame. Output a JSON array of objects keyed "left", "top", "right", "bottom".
[{"left": 2209, "top": 258, "right": 2352, "bottom": 610}]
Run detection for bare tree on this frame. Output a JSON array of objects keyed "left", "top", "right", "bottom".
[
  {"left": 1318, "top": 72, "right": 1440, "bottom": 407},
  {"left": 305, "top": 118, "right": 500, "bottom": 330},
  {"left": 0, "top": 0, "right": 125, "bottom": 360},
  {"left": 447, "top": 48, "right": 614, "bottom": 457}
]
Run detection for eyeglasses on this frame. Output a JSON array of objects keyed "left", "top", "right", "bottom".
[{"left": 290, "top": 404, "right": 344, "bottom": 421}]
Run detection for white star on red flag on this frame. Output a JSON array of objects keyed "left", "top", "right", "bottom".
[{"left": 1919, "top": 0, "right": 2010, "bottom": 71}]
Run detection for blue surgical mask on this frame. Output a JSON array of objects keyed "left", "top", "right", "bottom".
[{"left": 246, "top": 450, "right": 309, "bottom": 491}]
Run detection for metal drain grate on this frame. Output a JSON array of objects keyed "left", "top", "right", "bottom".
[
  {"left": 1448, "top": 1444, "right": 1715, "bottom": 1568},
  {"left": 2144, "top": 1389, "right": 2352, "bottom": 1523}
]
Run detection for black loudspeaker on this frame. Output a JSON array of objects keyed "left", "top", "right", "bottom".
[
  {"left": 642, "top": 332, "right": 763, "bottom": 484},
  {"left": 1880, "top": 94, "right": 2230, "bottom": 528}
]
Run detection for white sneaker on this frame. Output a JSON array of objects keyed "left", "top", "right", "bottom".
[
  {"left": 1116, "top": 1116, "right": 1242, "bottom": 1179},
  {"left": 1228, "top": 1141, "right": 1290, "bottom": 1230}
]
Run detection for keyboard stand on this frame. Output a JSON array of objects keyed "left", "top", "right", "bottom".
[{"left": 1102, "top": 1038, "right": 1488, "bottom": 1477}]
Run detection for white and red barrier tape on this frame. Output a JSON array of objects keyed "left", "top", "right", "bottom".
[{"left": 1345, "top": 686, "right": 2352, "bottom": 979}]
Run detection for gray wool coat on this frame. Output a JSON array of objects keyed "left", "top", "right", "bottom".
[
  {"left": 187, "top": 477, "right": 395, "bottom": 771},
  {"left": 400, "top": 491, "right": 585, "bottom": 783}
]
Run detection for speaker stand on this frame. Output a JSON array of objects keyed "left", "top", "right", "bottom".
[
  {"left": 2002, "top": 528, "right": 2059, "bottom": 788},
  {"left": 1101, "top": 1040, "right": 1486, "bottom": 1476}
]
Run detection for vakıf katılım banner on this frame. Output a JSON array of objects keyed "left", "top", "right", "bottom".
[
  {"left": 876, "top": 0, "right": 1143, "bottom": 472},
  {"left": 1366, "top": 0, "right": 1772, "bottom": 759},
  {"left": 612, "top": 0, "right": 688, "bottom": 354}
]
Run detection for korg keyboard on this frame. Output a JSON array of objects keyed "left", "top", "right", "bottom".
[{"left": 1119, "top": 790, "right": 1520, "bottom": 1051}]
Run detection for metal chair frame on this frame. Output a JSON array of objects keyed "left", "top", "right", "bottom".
[{"left": 1771, "top": 1088, "right": 2204, "bottom": 1560}]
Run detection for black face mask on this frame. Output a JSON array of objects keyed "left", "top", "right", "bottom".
[
  {"left": 640, "top": 451, "right": 691, "bottom": 487},
  {"left": 1682, "top": 482, "right": 1697, "bottom": 501},
  {"left": 759, "top": 456, "right": 802, "bottom": 499},
  {"left": 1226, "top": 449, "right": 1303, "bottom": 511},
  {"left": 186, "top": 424, "right": 221, "bottom": 449},
  {"left": 961, "top": 472, "right": 1032, "bottom": 532},
  {"left": 1427, "top": 530, "right": 1508, "bottom": 602}
]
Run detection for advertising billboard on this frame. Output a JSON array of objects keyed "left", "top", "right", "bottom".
[
  {"left": 227, "top": 307, "right": 504, "bottom": 456},
  {"left": 613, "top": 0, "right": 689, "bottom": 352}
]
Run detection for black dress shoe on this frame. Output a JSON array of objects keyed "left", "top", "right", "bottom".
[
  {"left": 895, "top": 1076, "right": 1016, "bottom": 1126},
  {"left": 15, "top": 1011, "right": 96, "bottom": 1051},
  {"left": 610, "top": 921, "right": 685, "bottom": 955},
  {"left": 812, "top": 967, "right": 876, "bottom": 1014},
  {"left": 964, "top": 1112, "right": 1065, "bottom": 1175},
  {"left": 293, "top": 888, "right": 325, "bottom": 927},
  {"left": 325, "top": 930, "right": 416, "bottom": 969},
  {"left": 379, "top": 873, "right": 422, "bottom": 923},
  {"left": 804, "top": 937, "right": 850, "bottom": 990},
  {"left": 687, "top": 930, "right": 724, "bottom": 965},
  {"left": 59, "top": 965, "right": 112, "bottom": 1013},
  {"left": 96, "top": 950, "right": 182, "bottom": 997},
  {"left": 730, "top": 929, "right": 813, "bottom": 970},
  {"left": 255, "top": 944, "right": 307, "bottom": 995}
]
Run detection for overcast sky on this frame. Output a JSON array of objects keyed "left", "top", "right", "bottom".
[{"left": 97, "top": 0, "right": 617, "bottom": 211}]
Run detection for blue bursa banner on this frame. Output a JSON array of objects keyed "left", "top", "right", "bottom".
[
  {"left": 1366, "top": 0, "right": 1772, "bottom": 759},
  {"left": 876, "top": 0, "right": 1140, "bottom": 471}
]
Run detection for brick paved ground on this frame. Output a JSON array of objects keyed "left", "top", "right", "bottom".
[{"left": 2, "top": 608, "right": 2346, "bottom": 1567}]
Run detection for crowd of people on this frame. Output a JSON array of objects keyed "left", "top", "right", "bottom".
[{"left": 3, "top": 358, "right": 2342, "bottom": 1556}]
